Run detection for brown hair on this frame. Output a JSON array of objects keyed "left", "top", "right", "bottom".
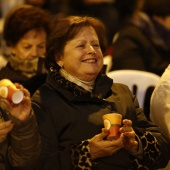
[
  {"left": 3, "top": 4, "right": 53, "bottom": 46},
  {"left": 45, "top": 15, "right": 107, "bottom": 70}
]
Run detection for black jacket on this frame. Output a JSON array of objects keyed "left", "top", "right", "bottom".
[
  {"left": 0, "top": 108, "right": 40, "bottom": 170},
  {"left": 32, "top": 70, "right": 170, "bottom": 170},
  {"left": 111, "top": 13, "right": 170, "bottom": 76}
]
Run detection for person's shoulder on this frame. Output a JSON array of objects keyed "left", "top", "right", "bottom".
[
  {"left": 160, "top": 65, "right": 170, "bottom": 81},
  {"left": 111, "top": 82, "right": 131, "bottom": 93},
  {"left": 118, "top": 23, "right": 142, "bottom": 36},
  {"left": 113, "top": 23, "right": 152, "bottom": 52},
  {"left": 151, "top": 65, "right": 170, "bottom": 105},
  {"left": 114, "top": 23, "right": 148, "bottom": 43},
  {"left": 153, "top": 65, "right": 170, "bottom": 94},
  {"left": 31, "top": 82, "right": 56, "bottom": 101}
]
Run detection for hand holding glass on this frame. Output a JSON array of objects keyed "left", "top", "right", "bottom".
[
  {"left": 0, "top": 79, "right": 24, "bottom": 104},
  {"left": 103, "top": 113, "right": 122, "bottom": 140}
]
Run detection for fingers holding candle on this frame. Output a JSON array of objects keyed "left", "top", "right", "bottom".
[
  {"left": 103, "top": 113, "right": 122, "bottom": 140},
  {"left": 0, "top": 79, "right": 24, "bottom": 104}
]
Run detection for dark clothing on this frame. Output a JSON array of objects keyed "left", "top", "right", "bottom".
[
  {"left": 31, "top": 66, "right": 170, "bottom": 170},
  {"left": 0, "top": 108, "right": 40, "bottom": 170},
  {"left": 0, "top": 63, "right": 47, "bottom": 96},
  {"left": 111, "top": 13, "right": 170, "bottom": 76},
  {"left": 110, "top": 12, "right": 170, "bottom": 118}
]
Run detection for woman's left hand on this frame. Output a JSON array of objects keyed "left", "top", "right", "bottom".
[
  {"left": 119, "top": 119, "right": 138, "bottom": 154},
  {"left": 4, "top": 83, "right": 31, "bottom": 121}
]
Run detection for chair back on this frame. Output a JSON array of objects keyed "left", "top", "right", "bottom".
[{"left": 107, "top": 70, "right": 160, "bottom": 109}]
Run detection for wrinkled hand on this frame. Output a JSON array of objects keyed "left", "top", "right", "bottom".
[
  {"left": 3, "top": 83, "right": 31, "bottom": 121},
  {"left": 0, "top": 120, "right": 13, "bottom": 143},
  {"left": 89, "top": 128, "right": 124, "bottom": 160},
  {"left": 119, "top": 119, "right": 138, "bottom": 154}
]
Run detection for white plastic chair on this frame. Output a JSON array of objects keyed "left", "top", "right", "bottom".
[{"left": 107, "top": 70, "right": 160, "bottom": 109}]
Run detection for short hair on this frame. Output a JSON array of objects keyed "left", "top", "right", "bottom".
[
  {"left": 3, "top": 4, "right": 53, "bottom": 46},
  {"left": 45, "top": 15, "right": 107, "bottom": 70},
  {"left": 143, "top": 0, "right": 170, "bottom": 17}
]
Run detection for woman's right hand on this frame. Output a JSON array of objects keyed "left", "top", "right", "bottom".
[
  {"left": 89, "top": 128, "right": 124, "bottom": 160},
  {"left": 0, "top": 120, "right": 13, "bottom": 143},
  {"left": 3, "top": 83, "right": 31, "bottom": 121}
]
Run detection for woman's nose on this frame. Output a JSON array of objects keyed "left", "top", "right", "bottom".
[
  {"left": 87, "top": 45, "right": 96, "bottom": 54},
  {"left": 30, "top": 47, "right": 39, "bottom": 59}
]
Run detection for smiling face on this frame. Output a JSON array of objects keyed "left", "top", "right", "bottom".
[
  {"left": 11, "top": 29, "right": 47, "bottom": 60},
  {"left": 57, "top": 26, "right": 103, "bottom": 81}
]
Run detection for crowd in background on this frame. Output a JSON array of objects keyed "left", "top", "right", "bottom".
[{"left": 0, "top": 0, "right": 139, "bottom": 56}]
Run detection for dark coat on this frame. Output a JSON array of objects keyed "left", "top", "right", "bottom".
[
  {"left": 0, "top": 109, "right": 40, "bottom": 170},
  {"left": 111, "top": 23, "right": 170, "bottom": 76},
  {"left": 31, "top": 71, "right": 170, "bottom": 170}
]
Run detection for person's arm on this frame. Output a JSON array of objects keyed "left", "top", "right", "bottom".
[
  {"left": 132, "top": 93, "right": 170, "bottom": 169},
  {"left": 0, "top": 83, "right": 40, "bottom": 170},
  {"left": 150, "top": 65, "right": 170, "bottom": 138},
  {"left": 8, "top": 110, "right": 40, "bottom": 170}
]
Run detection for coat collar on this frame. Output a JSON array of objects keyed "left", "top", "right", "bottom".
[{"left": 46, "top": 66, "right": 113, "bottom": 102}]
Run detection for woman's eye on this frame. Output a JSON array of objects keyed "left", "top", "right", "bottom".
[
  {"left": 38, "top": 45, "right": 45, "bottom": 49},
  {"left": 93, "top": 44, "right": 99, "bottom": 47},
  {"left": 24, "top": 46, "right": 31, "bottom": 50},
  {"left": 77, "top": 44, "right": 84, "bottom": 48}
]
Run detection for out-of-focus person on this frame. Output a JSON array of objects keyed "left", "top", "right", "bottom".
[
  {"left": 111, "top": 0, "right": 170, "bottom": 76},
  {"left": 150, "top": 65, "right": 170, "bottom": 139},
  {"left": 1, "top": 0, "right": 24, "bottom": 17},
  {"left": 31, "top": 15, "right": 170, "bottom": 170},
  {"left": 0, "top": 81, "right": 40, "bottom": 170},
  {"left": 0, "top": 0, "right": 24, "bottom": 69},
  {"left": 0, "top": 4, "right": 54, "bottom": 96},
  {"left": 110, "top": 0, "right": 170, "bottom": 119},
  {"left": 150, "top": 64, "right": 170, "bottom": 170}
]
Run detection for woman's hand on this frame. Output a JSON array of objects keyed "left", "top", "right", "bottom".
[
  {"left": 0, "top": 120, "right": 13, "bottom": 143},
  {"left": 4, "top": 83, "right": 31, "bottom": 121},
  {"left": 119, "top": 119, "right": 138, "bottom": 154},
  {"left": 89, "top": 128, "right": 124, "bottom": 160}
]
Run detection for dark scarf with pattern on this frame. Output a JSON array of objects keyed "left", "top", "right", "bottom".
[{"left": 48, "top": 65, "right": 104, "bottom": 100}]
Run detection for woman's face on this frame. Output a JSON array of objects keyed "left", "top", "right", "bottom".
[
  {"left": 11, "top": 29, "right": 47, "bottom": 60},
  {"left": 57, "top": 26, "right": 103, "bottom": 81}
]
